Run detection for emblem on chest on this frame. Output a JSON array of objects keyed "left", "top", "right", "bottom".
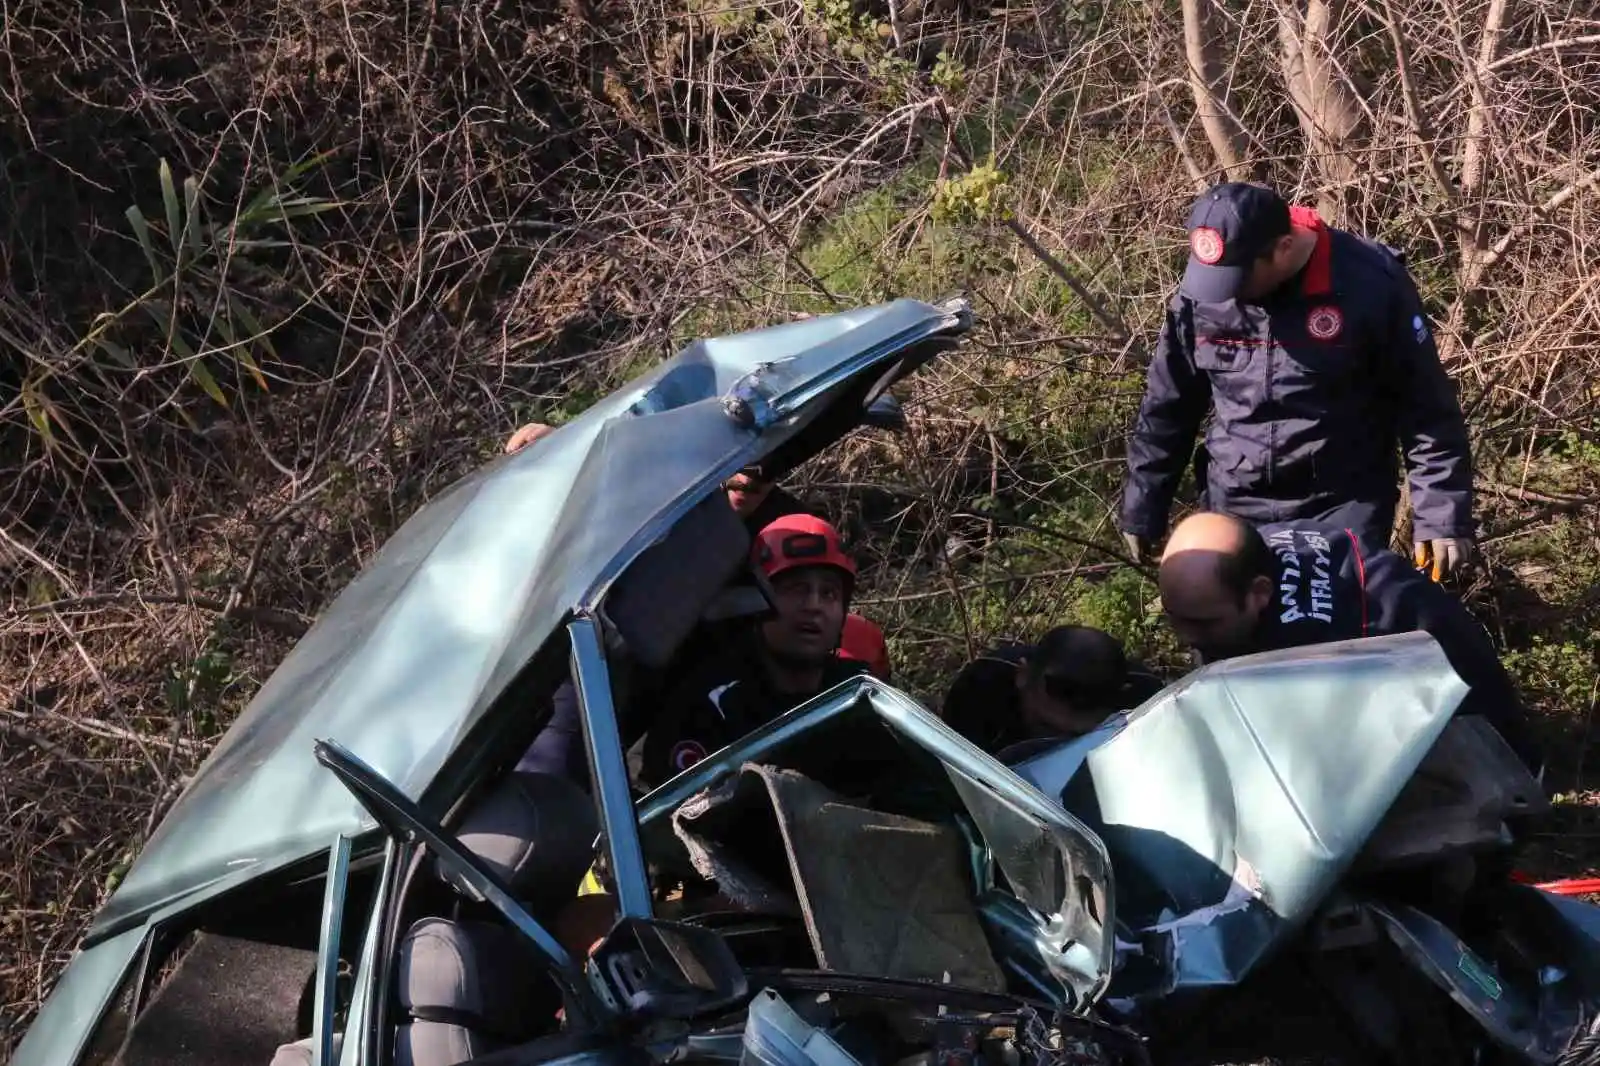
[{"left": 1306, "top": 305, "right": 1344, "bottom": 341}]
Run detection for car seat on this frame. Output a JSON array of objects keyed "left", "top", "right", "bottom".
[{"left": 393, "top": 771, "right": 601, "bottom": 1066}]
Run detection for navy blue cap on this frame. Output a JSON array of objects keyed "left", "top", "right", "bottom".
[{"left": 1180, "top": 182, "right": 1292, "bottom": 303}]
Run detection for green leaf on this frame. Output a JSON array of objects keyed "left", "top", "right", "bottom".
[
  {"left": 160, "top": 159, "right": 183, "bottom": 258},
  {"left": 21, "top": 378, "right": 53, "bottom": 445},
  {"left": 182, "top": 175, "right": 204, "bottom": 261},
  {"left": 236, "top": 187, "right": 279, "bottom": 230},
  {"left": 269, "top": 199, "right": 341, "bottom": 222},
  {"left": 125, "top": 205, "right": 164, "bottom": 285},
  {"left": 95, "top": 338, "right": 137, "bottom": 368},
  {"left": 280, "top": 150, "right": 336, "bottom": 185},
  {"left": 225, "top": 296, "right": 273, "bottom": 388},
  {"left": 237, "top": 349, "right": 269, "bottom": 392},
  {"left": 228, "top": 298, "right": 278, "bottom": 362},
  {"left": 227, "top": 238, "right": 293, "bottom": 252},
  {"left": 188, "top": 358, "right": 230, "bottom": 409},
  {"left": 141, "top": 300, "right": 196, "bottom": 358},
  {"left": 210, "top": 302, "right": 239, "bottom": 353}
]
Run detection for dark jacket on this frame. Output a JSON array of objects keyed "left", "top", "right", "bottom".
[
  {"left": 638, "top": 641, "right": 870, "bottom": 792},
  {"left": 1122, "top": 210, "right": 1474, "bottom": 543},
  {"left": 941, "top": 643, "right": 1165, "bottom": 754},
  {"left": 1237, "top": 521, "right": 1540, "bottom": 772}
]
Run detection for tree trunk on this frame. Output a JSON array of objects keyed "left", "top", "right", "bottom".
[
  {"left": 1181, "top": 0, "right": 1255, "bottom": 180},
  {"left": 1278, "top": 0, "right": 1370, "bottom": 220},
  {"left": 1446, "top": 0, "right": 1513, "bottom": 355}
]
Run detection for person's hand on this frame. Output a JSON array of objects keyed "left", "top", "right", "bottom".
[
  {"left": 505, "top": 421, "right": 554, "bottom": 454},
  {"left": 1413, "top": 537, "right": 1475, "bottom": 581},
  {"left": 1123, "top": 532, "right": 1153, "bottom": 564}
]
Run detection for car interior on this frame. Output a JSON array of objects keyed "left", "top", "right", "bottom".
[
  {"left": 334, "top": 472, "right": 1114, "bottom": 1066},
  {"left": 80, "top": 846, "right": 382, "bottom": 1066}
]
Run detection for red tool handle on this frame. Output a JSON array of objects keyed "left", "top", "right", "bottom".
[{"left": 1512, "top": 870, "right": 1600, "bottom": 896}]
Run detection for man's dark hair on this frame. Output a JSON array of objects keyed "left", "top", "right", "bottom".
[
  {"left": 1216, "top": 522, "right": 1275, "bottom": 604},
  {"left": 1027, "top": 625, "right": 1129, "bottom": 704},
  {"left": 1243, "top": 182, "right": 1293, "bottom": 261}
]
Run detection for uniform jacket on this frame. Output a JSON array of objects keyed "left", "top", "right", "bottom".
[
  {"left": 639, "top": 647, "right": 869, "bottom": 790},
  {"left": 1235, "top": 521, "right": 1539, "bottom": 772},
  {"left": 1123, "top": 208, "right": 1474, "bottom": 542}
]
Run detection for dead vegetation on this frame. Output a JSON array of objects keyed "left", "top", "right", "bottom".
[{"left": 2, "top": 0, "right": 1598, "bottom": 1051}]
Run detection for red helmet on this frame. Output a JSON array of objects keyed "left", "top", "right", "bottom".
[
  {"left": 839, "top": 613, "right": 891, "bottom": 680},
  {"left": 752, "top": 514, "right": 857, "bottom": 585}
]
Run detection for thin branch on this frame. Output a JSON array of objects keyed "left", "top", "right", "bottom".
[
  {"left": 13, "top": 592, "right": 311, "bottom": 635},
  {"left": 1477, "top": 166, "right": 1600, "bottom": 274}
]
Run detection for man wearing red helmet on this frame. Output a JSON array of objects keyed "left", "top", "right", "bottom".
[{"left": 638, "top": 513, "right": 871, "bottom": 789}]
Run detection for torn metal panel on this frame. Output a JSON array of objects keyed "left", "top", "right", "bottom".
[
  {"left": 1069, "top": 632, "right": 1470, "bottom": 997},
  {"left": 637, "top": 676, "right": 1116, "bottom": 1012}
]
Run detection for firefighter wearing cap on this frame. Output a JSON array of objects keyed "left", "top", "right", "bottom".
[
  {"left": 1120, "top": 181, "right": 1476, "bottom": 580},
  {"left": 638, "top": 514, "right": 871, "bottom": 790}
]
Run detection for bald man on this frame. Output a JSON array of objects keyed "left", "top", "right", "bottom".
[{"left": 1158, "top": 513, "right": 1541, "bottom": 774}]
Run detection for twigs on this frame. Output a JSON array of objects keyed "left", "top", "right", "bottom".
[
  {"left": 1378, "top": 0, "right": 1459, "bottom": 205},
  {"left": 12, "top": 592, "right": 311, "bottom": 636},
  {"left": 0, "top": 718, "right": 101, "bottom": 773}
]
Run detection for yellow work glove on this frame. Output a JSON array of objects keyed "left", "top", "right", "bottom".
[{"left": 1414, "top": 537, "right": 1475, "bottom": 582}]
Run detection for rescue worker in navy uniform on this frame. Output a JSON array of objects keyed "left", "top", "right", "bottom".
[
  {"left": 1121, "top": 182, "right": 1477, "bottom": 581},
  {"left": 1155, "top": 512, "right": 1542, "bottom": 775},
  {"left": 637, "top": 513, "right": 871, "bottom": 791},
  {"left": 940, "top": 625, "right": 1164, "bottom": 760}
]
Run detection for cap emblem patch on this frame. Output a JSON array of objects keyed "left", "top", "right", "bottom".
[{"left": 1190, "top": 226, "right": 1225, "bottom": 265}]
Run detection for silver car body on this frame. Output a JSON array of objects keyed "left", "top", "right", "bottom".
[{"left": 12, "top": 297, "right": 974, "bottom": 1066}]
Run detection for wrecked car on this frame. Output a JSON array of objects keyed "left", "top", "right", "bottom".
[{"left": 11, "top": 295, "right": 1599, "bottom": 1066}]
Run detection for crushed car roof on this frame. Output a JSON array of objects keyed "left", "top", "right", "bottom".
[{"left": 88, "top": 297, "right": 973, "bottom": 939}]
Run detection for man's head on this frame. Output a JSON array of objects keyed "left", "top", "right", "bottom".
[
  {"left": 724, "top": 464, "right": 778, "bottom": 519},
  {"left": 1157, "top": 512, "right": 1276, "bottom": 660},
  {"left": 1181, "top": 182, "right": 1309, "bottom": 304},
  {"left": 752, "top": 514, "right": 854, "bottom": 670},
  {"left": 1015, "top": 625, "right": 1131, "bottom": 738}
]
